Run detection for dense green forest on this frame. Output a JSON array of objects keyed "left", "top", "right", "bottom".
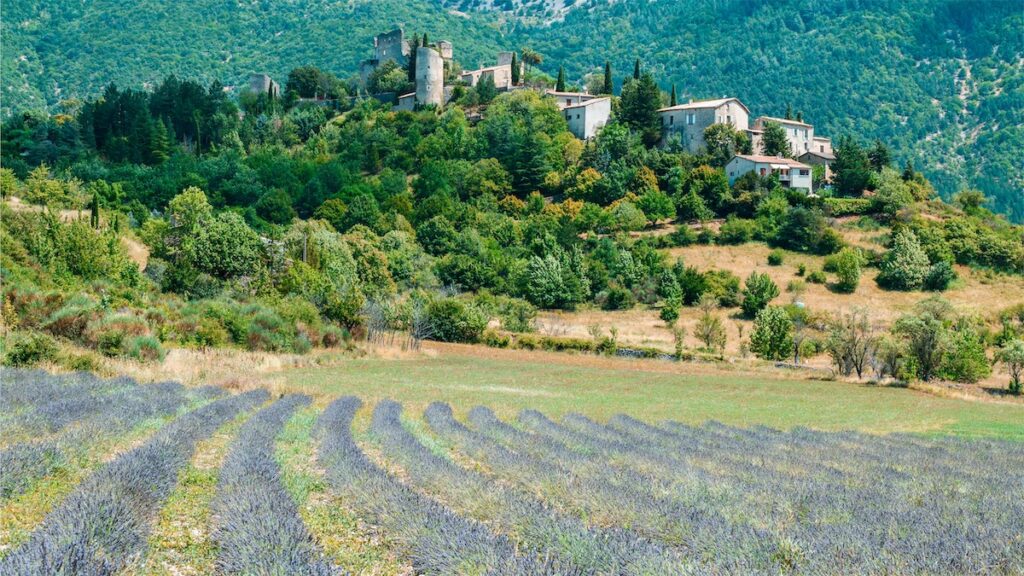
[{"left": 3, "top": 0, "right": 1021, "bottom": 220}]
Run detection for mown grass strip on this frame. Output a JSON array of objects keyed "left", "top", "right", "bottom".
[
  {"left": 128, "top": 407, "right": 256, "bottom": 575},
  {"left": 277, "top": 404, "right": 408, "bottom": 575},
  {"left": 0, "top": 413, "right": 172, "bottom": 556}
]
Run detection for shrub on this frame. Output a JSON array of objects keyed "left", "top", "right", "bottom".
[
  {"left": 425, "top": 298, "right": 487, "bottom": 344},
  {"left": 995, "top": 339, "right": 1024, "bottom": 394},
  {"left": 696, "top": 227, "right": 716, "bottom": 245},
  {"left": 823, "top": 197, "right": 873, "bottom": 217},
  {"left": 43, "top": 298, "right": 99, "bottom": 340},
  {"left": 939, "top": 326, "right": 990, "bottom": 383},
  {"left": 194, "top": 317, "right": 231, "bottom": 348},
  {"left": 877, "top": 229, "right": 930, "bottom": 291},
  {"left": 127, "top": 335, "right": 165, "bottom": 362},
  {"left": 482, "top": 330, "right": 512, "bottom": 349},
  {"left": 718, "top": 217, "right": 757, "bottom": 245},
  {"left": 496, "top": 298, "right": 536, "bottom": 333},
  {"left": 796, "top": 263, "right": 807, "bottom": 276},
  {"left": 659, "top": 300, "right": 680, "bottom": 325},
  {"left": 320, "top": 325, "right": 348, "bottom": 348},
  {"left": 3, "top": 331, "right": 59, "bottom": 366},
  {"left": 923, "top": 261, "right": 957, "bottom": 291},
  {"left": 750, "top": 306, "right": 793, "bottom": 361},
  {"left": 827, "top": 248, "right": 864, "bottom": 293},
  {"left": 670, "top": 225, "right": 697, "bottom": 247},
  {"left": 601, "top": 284, "right": 635, "bottom": 311},
  {"left": 741, "top": 272, "right": 780, "bottom": 318},
  {"left": 704, "top": 269, "right": 742, "bottom": 308},
  {"left": 807, "top": 270, "right": 827, "bottom": 284},
  {"left": 767, "top": 250, "right": 784, "bottom": 266}
]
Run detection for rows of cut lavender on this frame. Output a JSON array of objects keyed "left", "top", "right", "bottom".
[
  {"left": 370, "top": 400, "right": 685, "bottom": 574},
  {"left": 314, "top": 396, "right": 560, "bottom": 575},
  {"left": 0, "top": 387, "right": 267, "bottom": 574},
  {"left": 211, "top": 394, "right": 337, "bottom": 575},
  {"left": 1, "top": 370, "right": 221, "bottom": 499}
]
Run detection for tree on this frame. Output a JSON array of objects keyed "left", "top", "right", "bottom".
[
  {"left": 785, "top": 103, "right": 793, "bottom": 120},
  {"left": 619, "top": 72, "right": 662, "bottom": 146},
  {"left": 90, "top": 194, "right": 100, "bottom": 229},
  {"left": 741, "top": 271, "right": 779, "bottom": 318},
  {"left": 168, "top": 186, "right": 212, "bottom": 233},
  {"left": 685, "top": 165, "right": 731, "bottom": 214},
  {"left": 148, "top": 118, "right": 170, "bottom": 164},
  {"left": 759, "top": 121, "right": 790, "bottom": 157},
  {"left": 603, "top": 61, "right": 613, "bottom": 95},
  {"left": 695, "top": 294, "right": 726, "bottom": 351},
  {"left": 636, "top": 190, "right": 675, "bottom": 225},
  {"left": 953, "top": 189, "right": 988, "bottom": 216},
  {"left": 877, "top": 229, "right": 930, "bottom": 290},
  {"left": 750, "top": 306, "right": 793, "bottom": 361},
  {"left": 185, "top": 212, "right": 263, "bottom": 280},
  {"left": 833, "top": 137, "right": 873, "bottom": 196},
  {"left": 555, "top": 66, "right": 566, "bottom": 92},
  {"left": 521, "top": 48, "right": 543, "bottom": 77},
  {"left": 894, "top": 299, "right": 950, "bottom": 381},
  {"left": 829, "top": 247, "right": 863, "bottom": 293},
  {"left": 510, "top": 52, "right": 520, "bottom": 85},
  {"left": 940, "top": 323, "right": 991, "bottom": 383},
  {"left": 827, "top": 309, "right": 877, "bottom": 379},
  {"left": 633, "top": 58, "right": 641, "bottom": 80},
  {"left": 670, "top": 84, "right": 677, "bottom": 107},
  {"left": 868, "top": 139, "right": 891, "bottom": 171},
  {"left": 996, "top": 339, "right": 1024, "bottom": 394},
  {"left": 476, "top": 74, "right": 498, "bottom": 104},
  {"left": 704, "top": 124, "right": 743, "bottom": 167},
  {"left": 406, "top": 33, "right": 422, "bottom": 83}
]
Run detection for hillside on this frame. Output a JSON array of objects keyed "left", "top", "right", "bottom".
[{"left": 3, "top": 0, "right": 1022, "bottom": 220}]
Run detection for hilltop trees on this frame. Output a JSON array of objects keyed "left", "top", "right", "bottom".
[
  {"left": 833, "top": 137, "right": 874, "bottom": 197},
  {"left": 619, "top": 72, "right": 662, "bottom": 146}
]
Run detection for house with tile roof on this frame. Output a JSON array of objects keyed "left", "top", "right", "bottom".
[
  {"left": 657, "top": 97, "right": 750, "bottom": 153},
  {"left": 726, "top": 154, "right": 814, "bottom": 194}
]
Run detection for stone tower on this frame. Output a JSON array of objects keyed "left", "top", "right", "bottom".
[{"left": 415, "top": 46, "right": 444, "bottom": 107}]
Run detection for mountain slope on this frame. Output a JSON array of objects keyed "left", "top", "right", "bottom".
[{"left": 3, "top": 0, "right": 1021, "bottom": 220}]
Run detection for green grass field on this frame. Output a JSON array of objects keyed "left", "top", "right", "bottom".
[{"left": 269, "top": 345, "right": 1024, "bottom": 441}]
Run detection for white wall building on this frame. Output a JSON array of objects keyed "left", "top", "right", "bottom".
[
  {"left": 546, "top": 90, "right": 600, "bottom": 109},
  {"left": 726, "top": 154, "right": 814, "bottom": 194},
  {"left": 561, "top": 97, "right": 611, "bottom": 140},
  {"left": 752, "top": 116, "right": 815, "bottom": 156},
  {"left": 460, "top": 64, "right": 513, "bottom": 90}
]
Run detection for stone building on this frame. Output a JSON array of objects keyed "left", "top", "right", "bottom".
[
  {"left": 360, "top": 29, "right": 411, "bottom": 87},
  {"left": 798, "top": 136, "right": 835, "bottom": 183},
  {"left": 546, "top": 90, "right": 600, "bottom": 108},
  {"left": 561, "top": 97, "right": 611, "bottom": 140},
  {"left": 726, "top": 154, "right": 814, "bottom": 194},
  {"left": 415, "top": 46, "right": 445, "bottom": 107},
  {"left": 658, "top": 98, "right": 750, "bottom": 153},
  {"left": 460, "top": 64, "right": 514, "bottom": 91},
  {"left": 248, "top": 74, "right": 280, "bottom": 98}
]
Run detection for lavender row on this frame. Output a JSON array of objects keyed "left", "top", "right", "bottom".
[
  {"left": 0, "top": 388, "right": 268, "bottom": 575},
  {"left": 315, "top": 397, "right": 555, "bottom": 575},
  {"left": 211, "top": 394, "right": 336, "bottom": 575},
  {"left": 371, "top": 400, "right": 685, "bottom": 575}
]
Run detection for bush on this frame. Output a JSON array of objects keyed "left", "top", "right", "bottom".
[
  {"left": 827, "top": 248, "right": 864, "bottom": 293},
  {"left": 877, "top": 229, "right": 930, "bottom": 291},
  {"left": 670, "top": 225, "right": 697, "bottom": 247},
  {"left": 3, "top": 331, "right": 59, "bottom": 366},
  {"left": 127, "top": 335, "right": 165, "bottom": 362},
  {"left": 741, "top": 272, "right": 780, "bottom": 318},
  {"left": 939, "top": 326, "right": 991, "bottom": 384},
  {"left": 750, "top": 306, "right": 794, "bottom": 361},
  {"left": 823, "top": 197, "right": 873, "bottom": 217},
  {"left": 796, "top": 263, "right": 807, "bottom": 276},
  {"left": 320, "top": 325, "right": 348, "bottom": 348},
  {"left": 807, "top": 270, "right": 827, "bottom": 284},
  {"left": 482, "top": 329, "right": 512, "bottom": 348},
  {"left": 717, "top": 217, "right": 757, "bottom": 245},
  {"left": 659, "top": 300, "right": 680, "bottom": 325},
  {"left": 601, "top": 284, "right": 635, "bottom": 311},
  {"left": 767, "top": 250, "right": 784, "bottom": 266},
  {"left": 425, "top": 298, "right": 488, "bottom": 344},
  {"left": 43, "top": 298, "right": 99, "bottom": 340},
  {"left": 923, "top": 261, "right": 957, "bottom": 291}
]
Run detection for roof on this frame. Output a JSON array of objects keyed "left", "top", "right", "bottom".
[
  {"left": 730, "top": 154, "right": 811, "bottom": 169},
  {"left": 397, "top": 92, "right": 415, "bottom": 99},
  {"left": 799, "top": 150, "right": 836, "bottom": 161},
  {"left": 564, "top": 97, "right": 611, "bottom": 110},
  {"left": 657, "top": 97, "right": 749, "bottom": 114},
  {"left": 462, "top": 63, "right": 512, "bottom": 75},
  {"left": 756, "top": 116, "right": 812, "bottom": 127},
  {"left": 812, "top": 135, "right": 832, "bottom": 142},
  {"left": 546, "top": 90, "right": 597, "bottom": 98}
]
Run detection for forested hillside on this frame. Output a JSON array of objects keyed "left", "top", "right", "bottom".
[{"left": 2, "top": 0, "right": 1021, "bottom": 218}]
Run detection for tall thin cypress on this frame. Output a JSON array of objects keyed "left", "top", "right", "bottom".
[
  {"left": 556, "top": 66, "right": 566, "bottom": 92},
  {"left": 511, "top": 52, "right": 520, "bottom": 85},
  {"left": 633, "top": 58, "right": 641, "bottom": 80},
  {"left": 603, "top": 61, "right": 613, "bottom": 95},
  {"left": 90, "top": 194, "right": 100, "bottom": 229},
  {"left": 670, "top": 84, "right": 677, "bottom": 107}
]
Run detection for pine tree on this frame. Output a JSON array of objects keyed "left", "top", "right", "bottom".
[
  {"left": 633, "top": 58, "right": 641, "bottom": 80},
  {"left": 511, "top": 52, "right": 520, "bottom": 85},
  {"left": 785, "top": 103, "right": 793, "bottom": 120},
  {"left": 902, "top": 160, "right": 916, "bottom": 181},
  {"left": 556, "top": 66, "right": 566, "bottom": 92},
  {"left": 760, "top": 121, "right": 791, "bottom": 157},
  {"left": 603, "top": 61, "right": 613, "bottom": 95},
  {"left": 90, "top": 194, "right": 100, "bottom": 229},
  {"left": 619, "top": 72, "right": 663, "bottom": 146},
  {"left": 148, "top": 118, "right": 171, "bottom": 164},
  {"left": 796, "top": 111, "right": 803, "bottom": 122},
  {"left": 670, "top": 84, "right": 677, "bottom": 107}
]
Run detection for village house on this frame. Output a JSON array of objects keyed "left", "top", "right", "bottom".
[
  {"left": 726, "top": 154, "right": 814, "bottom": 194},
  {"left": 798, "top": 136, "right": 835, "bottom": 183},
  {"left": 658, "top": 98, "right": 750, "bottom": 153},
  {"left": 546, "top": 90, "right": 600, "bottom": 108},
  {"left": 561, "top": 97, "right": 611, "bottom": 140},
  {"left": 248, "top": 74, "right": 280, "bottom": 98},
  {"left": 752, "top": 116, "right": 814, "bottom": 156}
]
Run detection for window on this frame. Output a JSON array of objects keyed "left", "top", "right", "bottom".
[
  {"left": 727, "top": 115, "right": 732, "bottom": 123},
  {"left": 688, "top": 113, "right": 696, "bottom": 125},
  {"left": 760, "top": 168, "right": 766, "bottom": 175},
  {"left": 566, "top": 99, "right": 572, "bottom": 106},
  {"left": 820, "top": 145, "right": 824, "bottom": 153},
  {"left": 670, "top": 115, "right": 674, "bottom": 125},
  {"left": 799, "top": 169, "right": 809, "bottom": 176},
  {"left": 576, "top": 114, "right": 581, "bottom": 120}
]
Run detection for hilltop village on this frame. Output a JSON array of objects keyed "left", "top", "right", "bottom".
[{"left": 252, "top": 28, "right": 833, "bottom": 195}]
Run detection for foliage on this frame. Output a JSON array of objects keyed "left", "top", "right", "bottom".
[
  {"left": 741, "top": 272, "right": 779, "bottom": 319},
  {"left": 877, "top": 229, "right": 931, "bottom": 291},
  {"left": 750, "top": 306, "right": 793, "bottom": 361},
  {"left": 425, "top": 298, "right": 488, "bottom": 343},
  {"left": 995, "top": 339, "right": 1024, "bottom": 394},
  {"left": 826, "top": 247, "right": 864, "bottom": 293}
]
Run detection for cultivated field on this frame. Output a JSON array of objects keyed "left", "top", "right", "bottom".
[{"left": 2, "top": 367, "right": 1023, "bottom": 575}]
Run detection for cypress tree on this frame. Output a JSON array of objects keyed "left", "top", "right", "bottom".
[
  {"left": 785, "top": 103, "right": 793, "bottom": 120},
  {"left": 796, "top": 110, "right": 803, "bottom": 122},
  {"left": 407, "top": 34, "right": 421, "bottom": 83},
  {"left": 556, "top": 66, "right": 566, "bottom": 92},
  {"left": 90, "top": 194, "right": 100, "bottom": 229},
  {"left": 670, "top": 84, "right": 677, "bottom": 106},
  {"left": 603, "top": 61, "right": 613, "bottom": 95},
  {"left": 511, "top": 52, "right": 520, "bottom": 85},
  {"left": 633, "top": 58, "right": 641, "bottom": 80},
  {"left": 148, "top": 118, "right": 171, "bottom": 164}
]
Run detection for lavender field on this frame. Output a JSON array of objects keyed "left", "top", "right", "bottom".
[{"left": 1, "top": 368, "right": 1022, "bottom": 575}]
